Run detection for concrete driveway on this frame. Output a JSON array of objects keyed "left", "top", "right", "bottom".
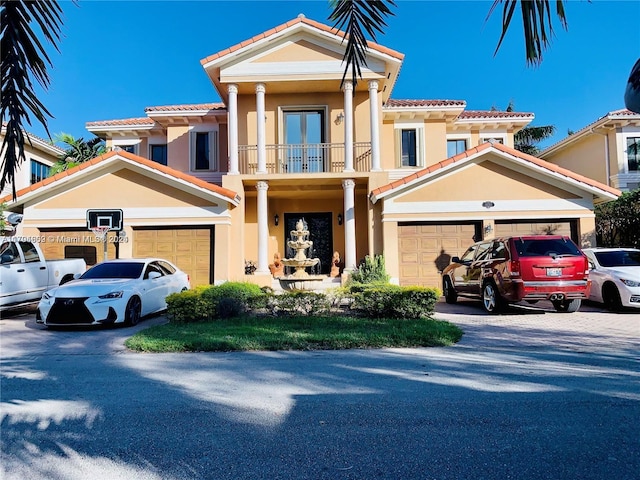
[{"left": 1, "top": 301, "right": 639, "bottom": 480}]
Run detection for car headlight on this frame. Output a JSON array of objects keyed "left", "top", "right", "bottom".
[
  {"left": 620, "top": 279, "right": 640, "bottom": 287},
  {"left": 98, "top": 291, "right": 124, "bottom": 299}
]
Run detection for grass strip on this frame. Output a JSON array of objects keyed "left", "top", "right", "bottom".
[{"left": 125, "top": 315, "right": 463, "bottom": 352}]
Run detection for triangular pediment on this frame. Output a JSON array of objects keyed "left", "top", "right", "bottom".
[
  {"left": 397, "top": 157, "right": 581, "bottom": 203},
  {"left": 36, "top": 168, "right": 219, "bottom": 210}
]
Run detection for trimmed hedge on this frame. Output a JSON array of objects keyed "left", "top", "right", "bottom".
[{"left": 166, "top": 282, "right": 440, "bottom": 323}]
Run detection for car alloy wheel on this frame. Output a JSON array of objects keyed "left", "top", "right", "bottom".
[
  {"left": 482, "top": 282, "right": 502, "bottom": 313},
  {"left": 125, "top": 296, "right": 142, "bottom": 326},
  {"left": 603, "top": 284, "right": 623, "bottom": 312}
]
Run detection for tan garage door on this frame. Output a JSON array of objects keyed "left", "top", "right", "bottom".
[
  {"left": 495, "top": 220, "right": 573, "bottom": 238},
  {"left": 133, "top": 227, "right": 212, "bottom": 287},
  {"left": 39, "top": 228, "right": 117, "bottom": 266},
  {"left": 398, "top": 222, "right": 479, "bottom": 288}
]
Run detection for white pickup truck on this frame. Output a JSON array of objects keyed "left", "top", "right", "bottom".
[{"left": 0, "top": 238, "right": 87, "bottom": 311}]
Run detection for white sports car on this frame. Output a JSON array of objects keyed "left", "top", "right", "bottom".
[
  {"left": 37, "top": 258, "right": 190, "bottom": 327},
  {"left": 582, "top": 248, "right": 640, "bottom": 310}
]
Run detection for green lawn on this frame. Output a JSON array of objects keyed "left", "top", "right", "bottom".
[{"left": 125, "top": 315, "right": 463, "bottom": 352}]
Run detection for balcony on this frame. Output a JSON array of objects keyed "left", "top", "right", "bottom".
[{"left": 238, "top": 142, "right": 372, "bottom": 174}]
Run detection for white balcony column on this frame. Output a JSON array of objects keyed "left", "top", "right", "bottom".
[
  {"left": 256, "top": 83, "right": 267, "bottom": 174},
  {"left": 227, "top": 84, "right": 239, "bottom": 174},
  {"left": 255, "top": 181, "right": 270, "bottom": 274},
  {"left": 368, "top": 80, "right": 381, "bottom": 171},
  {"left": 343, "top": 81, "right": 354, "bottom": 172},
  {"left": 342, "top": 179, "right": 357, "bottom": 272}
]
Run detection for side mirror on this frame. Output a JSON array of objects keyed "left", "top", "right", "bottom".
[
  {"left": 1, "top": 253, "right": 14, "bottom": 264},
  {"left": 148, "top": 271, "right": 162, "bottom": 280},
  {"left": 588, "top": 261, "right": 595, "bottom": 270},
  {"left": 73, "top": 273, "right": 82, "bottom": 279},
  {"left": 452, "top": 256, "right": 460, "bottom": 263}
]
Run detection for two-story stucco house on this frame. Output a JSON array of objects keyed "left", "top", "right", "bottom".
[
  {"left": 1, "top": 15, "right": 620, "bottom": 289},
  {"left": 539, "top": 109, "right": 640, "bottom": 193}
]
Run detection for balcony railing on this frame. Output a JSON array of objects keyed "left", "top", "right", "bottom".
[{"left": 238, "top": 142, "right": 371, "bottom": 174}]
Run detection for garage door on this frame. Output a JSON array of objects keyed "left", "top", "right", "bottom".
[
  {"left": 133, "top": 227, "right": 213, "bottom": 287},
  {"left": 398, "top": 222, "right": 479, "bottom": 288},
  {"left": 495, "top": 220, "right": 573, "bottom": 239},
  {"left": 39, "top": 229, "right": 117, "bottom": 266}
]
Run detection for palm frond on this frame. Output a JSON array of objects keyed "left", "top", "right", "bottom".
[
  {"left": 487, "top": 0, "right": 567, "bottom": 66},
  {"left": 330, "top": 0, "right": 396, "bottom": 91},
  {"left": 0, "top": 0, "right": 67, "bottom": 199}
]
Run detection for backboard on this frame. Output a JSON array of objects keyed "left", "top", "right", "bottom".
[{"left": 86, "top": 209, "right": 123, "bottom": 231}]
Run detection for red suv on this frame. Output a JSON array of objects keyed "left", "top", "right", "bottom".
[{"left": 442, "top": 235, "right": 590, "bottom": 313}]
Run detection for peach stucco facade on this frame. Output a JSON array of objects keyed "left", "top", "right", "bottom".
[{"left": 2, "top": 15, "right": 620, "bottom": 289}]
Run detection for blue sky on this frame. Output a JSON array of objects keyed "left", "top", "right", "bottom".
[{"left": 30, "top": 0, "right": 640, "bottom": 149}]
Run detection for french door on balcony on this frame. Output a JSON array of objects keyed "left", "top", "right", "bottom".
[{"left": 284, "top": 110, "right": 325, "bottom": 173}]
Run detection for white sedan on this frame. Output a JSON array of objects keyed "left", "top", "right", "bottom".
[
  {"left": 36, "top": 258, "right": 190, "bottom": 327},
  {"left": 582, "top": 248, "right": 640, "bottom": 311}
]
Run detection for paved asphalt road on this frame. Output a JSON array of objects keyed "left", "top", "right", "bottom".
[{"left": 1, "top": 300, "right": 638, "bottom": 480}]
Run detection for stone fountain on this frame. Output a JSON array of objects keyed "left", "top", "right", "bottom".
[{"left": 278, "top": 218, "right": 324, "bottom": 290}]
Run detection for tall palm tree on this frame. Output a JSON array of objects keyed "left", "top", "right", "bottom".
[
  {"left": 0, "top": 0, "right": 66, "bottom": 200},
  {"left": 331, "top": 0, "right": 568, "bottom": 90},
  {"left": 49, "top": 133, "right": 107, "bottom": 175}
]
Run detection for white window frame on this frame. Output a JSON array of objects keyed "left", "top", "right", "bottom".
[
  {"left": 112, "top": 139, "right": 140, "bottom": 155},
  {"left": 446, "top": 134, "right": 471, "bottom": 157},
  {"left": 479, "top": 134, "right": 507, "bottom": 146},
  {"left": 394, "top": 120, "right": 425, "bottom": 168},
  {"left": 189, "top": 128, "right": 219, "bottom": 172},
  {"left": 621, "top": 130, "right": 640, "bottom": 174}
]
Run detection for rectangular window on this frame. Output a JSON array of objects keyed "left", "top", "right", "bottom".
[
  {"left": 115, "top": 144, "right": 138, "bottom": 154},
  {"left": 191, "top": 131, "right": 218, "bottom": 171},
  {"left": 30, "top": 160, "right": 50, "bottom": 184},
  {"left": 627, "top": 137, "right": 639, "bottom": 172},
  {"left": 150, "top": 144, "right": 167, "bottom": 165},
  {"left": 401, "top": 129, "right": 417, "bottom": 167},
  {"left": 447, "top": 139, "right": 467, "bottom": 157}
]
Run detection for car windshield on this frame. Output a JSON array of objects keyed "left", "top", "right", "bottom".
[
  {"left": 514, "top": 238, "right": 581, "bottom": 257},
  {"left": 81, "top": 262, "right": 144, "bottom": 279},
  {"left": 594, "top": 250, "right": 640, "bottom": 267}
]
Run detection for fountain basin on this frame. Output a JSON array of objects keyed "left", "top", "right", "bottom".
[{"left": 278, "top": 275, "right": 325, "bottom": 291}]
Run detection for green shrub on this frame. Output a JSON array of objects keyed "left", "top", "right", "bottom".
[
  {"left": 350, "top": 284, "right": 439, "bottom": 319},
  {"left": 270, "top": 291, "right": 332, "bottom": 316},
  {"left": 166, "top": 288, "right": 209, "bottom": 324},
  {"left": 203, "top": 282, "right": 265, "bottom": 319},
  {"left": 348, "top": 254, "right": 390, "bottom": 285}
]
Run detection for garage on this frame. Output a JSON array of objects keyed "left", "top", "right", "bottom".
[
  {"left": 38, "top": 228, "right": 117, "bottom": 266},
  {"left": 495, "top": 220, "right": 575, "bottom": 241},
  {"left": 398, "top": 222, "right": 480, "bottom": 288},
  {"left": 133, "top": 227, "right": 214, "bottom": 287}
]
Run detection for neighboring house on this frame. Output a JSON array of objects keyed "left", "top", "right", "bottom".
[
  {"left": 1, "top": 15, "right": 619, "bottom": 289},
  {"left": 0, "top": 126, "right": 64, "bottom": 199},
  {"left": 539, "top": 109, "right": 640, "bottom": 193}
]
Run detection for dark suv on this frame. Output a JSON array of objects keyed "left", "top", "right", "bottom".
[{"left": 441, "top": 235, "right": 590, "bottom": 313}]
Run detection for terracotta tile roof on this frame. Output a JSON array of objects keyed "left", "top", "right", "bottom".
[
  {"left": 385, "top": 99, "right": 466, "bottom": 108},
  {"left": 457, "top": 110, "right": 534, "bottom": 119},
  {"left": 200, "top": 15, "right": 404, "bottom": 66},
  {"left": 370, "top": 142, "right": 620, "bottom": 201},
  {"left": 540, "top": 108, "right": 640, "bottom": 156},
  {"left": 85, "top": 118, "right": 157, "bottom": 127},
  {"left": 145, "top": 103, "right": 226, "bottom": 113},
  {"left": 0, "top": 150, "right": 240, "bottom": 205},
  {"left": 1, "top": 124, "right": 65, "bottom": 154}
]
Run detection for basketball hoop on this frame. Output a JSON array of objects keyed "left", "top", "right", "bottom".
[{"left": 91, "top": 226, "right": 110, "bottom": 241}]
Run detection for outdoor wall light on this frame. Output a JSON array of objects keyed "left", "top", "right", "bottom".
[
  {"left": 337, "top": 213, "right": 343, "bottom": 225},
  {"left": 482, "top": 201, "right": 495, "bottom": 209},
  {"left": 484, "top": 224, "right": 493, "bottom": 235},
  {"left": 335, "top": 112, "right": 345, "bottom": 125},
  {"left": 274, "top": 214, "right": 279, "bottom": 226}
]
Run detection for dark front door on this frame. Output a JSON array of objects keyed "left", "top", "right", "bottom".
[{"left": 284, "top": 212, "right": 333, "bottom": 275}]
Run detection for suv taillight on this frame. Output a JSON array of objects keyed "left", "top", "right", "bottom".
[{"left": 510, "top": 260, "right": 520, "bottom": 277}]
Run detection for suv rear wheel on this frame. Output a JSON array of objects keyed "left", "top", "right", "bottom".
[
  {"left": 482, "top": 281, "right": 503, "bottom": 313},
  {"left": 443, "top": 277, "right": 457, "bottom": 304},
  {"left": 552, "top": 298, "right": 581, "bottom": 313}
]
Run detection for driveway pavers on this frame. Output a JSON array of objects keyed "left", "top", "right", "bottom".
[{"left": 1, "top": 300, "right": 639, "bottom": 480}]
